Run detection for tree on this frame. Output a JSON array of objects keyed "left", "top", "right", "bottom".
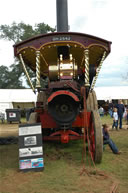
[
  {"left": 0, "top": 22, "right": 55, "bottom": 43},
  {"left": 0, "top": 65, "right": 24, "bottom": 88},
  {"left": 0, "top": 22, "right": 55, "bottom": 88}
]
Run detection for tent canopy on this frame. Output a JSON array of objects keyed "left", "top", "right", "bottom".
[
  {"left": 94, "top": 86, "right": 128, "bottom": 101},
  {"left": 0, "top": 89, "right": 37, "bottom": 103},
  {"left": 0, "top": 87, "right": 128, "bottom": 106}
]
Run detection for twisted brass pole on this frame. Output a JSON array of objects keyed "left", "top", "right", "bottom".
[
  {"left": 91, "top": 51, "right": 106, "bottom": 90},
  {"left": 84, "top": 49, "right": 90, "bottom": 87},
  {"left": 36, "top": 50, "right": 41, "bottom": 88}
]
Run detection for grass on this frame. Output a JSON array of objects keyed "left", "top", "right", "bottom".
[
  {"left": 0, "top": 117, "right": 27, "bottom": 124},
  {"left": 0, "top": 115, "right": 128, "bottom": 193}
]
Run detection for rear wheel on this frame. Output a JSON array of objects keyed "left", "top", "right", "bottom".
[
  {"left": 87, "top": 90, "right": 98, "bottom": 111},
  {"left": 92, "top": 90, "right": 98, "bottom": 111},
  {"left": 89, "top": 110, "right": 103, "bottom": 163},
  {"left": 87, "top": 92, "right": 92, "bottom": 111}
]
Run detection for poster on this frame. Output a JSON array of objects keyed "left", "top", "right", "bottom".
[
  {"left": 19, "top": 125, "right": 41, "bottom": 136},
  {"left": 24, "top": 136, "right": 37, "bottom": 146},
  {"left": 19, "top": 159, "right": 31, "bottom": 169},
  {"left": 19, "top": 146, "right": 43, "bottom": 157},
  {"left": 31, "top": 158, "right": 44, "bottom": 168},
  {"left": 19, "top": 158, "right": 44, "bottom": 169}
]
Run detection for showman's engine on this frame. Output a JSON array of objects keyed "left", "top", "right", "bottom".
[{"left": 13, "top": 0, "right": 111, "bottom": 163}]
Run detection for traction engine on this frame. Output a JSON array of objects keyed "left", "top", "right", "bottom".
[{"left": 13, "top": 0, "right": 111, "bottom": 163}]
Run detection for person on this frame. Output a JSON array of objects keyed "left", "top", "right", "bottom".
[
  {"left": 112, "top": 108, "right": 118, "bottom": 130},
  {"left": 102, "top": 124, "right": 120, "bottom": 154},
  {"left": 99, "top": 106, "right": 104, "bottom": 117},
  {"left": 108, "top": 101, "right": 114, "bottom": 118},
  {"left": 116, "top": 100, "right": 125, "bottom": 129}
]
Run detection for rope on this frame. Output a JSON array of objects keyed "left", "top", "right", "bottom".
[
  {"left": 80, "top": 87, "right": 94, "bottom": 175},
  {"left": 79, "top": 87, "right": 119, "bottom": 192},
  {"left": 83, "top": 87, "right": 96, "bottom": 168}
]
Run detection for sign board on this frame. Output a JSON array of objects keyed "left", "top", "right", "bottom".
[
  {"left": 19, "top": 123, "right": 44, "bottom": 172},
  {"left": 52, "top": 36, "right": 71, "bottom": 41},
  {"left": 9, "top": 112, "right": 16, "bottom": 118}
]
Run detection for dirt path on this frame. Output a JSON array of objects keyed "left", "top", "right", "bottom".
[{"left": 0, "top": 123, "right": 18, "bottom": 137}]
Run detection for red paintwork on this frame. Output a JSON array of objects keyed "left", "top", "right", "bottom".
[
  {"left": 89, "top": 114, "right": 95, "bottom": 160},
  {"left": 40, "top": 111, "right": 58, "bottom": 128},
  {"left": 48, "top": 90, "right": 79, "bottom": 103},
  {"left": 72, "top": 111, "right": 91, "bottom": 127},
  {"left": 39, "top": 110, "right": 91, "bottom": 129},
  {"left": 39, "top": 109, "right": 92, "bottom": 143},
  {"left": 43, "top": 135, "right": 83, "bottom": 142},
  {"left": 49, "top": 80, "right": 79, "bottom": 89},
  {"left": 36, "top": 86, "right": 92, "bottom": 144},
  {"left": 39, "top": 108, "right": 92, "bottom": 143},
  {"left": 50, "top": 130, "right": 80, "bottom": 143}
]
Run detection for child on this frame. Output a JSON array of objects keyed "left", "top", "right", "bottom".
[
  {"left": 102, "top": 124, "right": 120, "bottom": 154},
  {"left": 112, "top": 108, "right": 118, "bottom": 130}
]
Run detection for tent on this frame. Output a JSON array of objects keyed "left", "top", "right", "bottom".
[
  {"left": 0, "top": 89, "right": 37, "bottom": 117},
  {"left": 94, "top": 86, "right": 128, "bottom": 104}
]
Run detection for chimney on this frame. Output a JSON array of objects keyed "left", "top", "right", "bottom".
[{"left": 56, "top": 0, "right": 69, "bottom": 32}]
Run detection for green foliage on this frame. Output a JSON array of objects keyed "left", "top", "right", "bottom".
[
  {"left": 23, "top": 65, "right": 48, "bottom": 88},
  {"left": 0, "top": 65, "right": 24, "bottom": 89},
  {"left": 0, "top": 22, "right": 55, "bottom": 88},
  {"left": 34, "top": 23, "right": 55, "bottom": 35},
  {"left": 0, "top": 22, "right": 55, "bottom": 43}
]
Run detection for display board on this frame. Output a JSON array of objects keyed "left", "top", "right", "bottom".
[{"left": 19, "top": 123, "right": 44, "bottom": 172}]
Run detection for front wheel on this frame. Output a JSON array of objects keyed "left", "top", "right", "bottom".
[{"left": 28, "top": 112, "right": 38, "bottom": 124}]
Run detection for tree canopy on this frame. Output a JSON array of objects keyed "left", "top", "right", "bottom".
[
  {"left": 0, "top": 22, "right": 55, "bottom": 89},
  {"left": 0, "top": 65, "right": 24, "bottom": 89},
  {"left": 0, "top": 22, "right": 55, "bottom": 43}
]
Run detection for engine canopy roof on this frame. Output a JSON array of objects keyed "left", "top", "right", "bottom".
[{"left": 13, "top": 32, "right": 111, "bottom": 77}]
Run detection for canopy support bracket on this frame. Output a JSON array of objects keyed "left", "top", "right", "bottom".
[
  {"left": 19, "top": 54, "right": 35, "bottom": 93},
  {"left": 91, "top": 51, "right": 106, "bottom": 90}
]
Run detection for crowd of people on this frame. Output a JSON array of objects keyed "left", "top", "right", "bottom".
[{"left": 99, "top": 99, "right": 128, "bottom": 129}]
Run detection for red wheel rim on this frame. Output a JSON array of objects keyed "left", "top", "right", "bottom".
[{"left": 89, "top": 118, "right": 95, "bottom": 160}]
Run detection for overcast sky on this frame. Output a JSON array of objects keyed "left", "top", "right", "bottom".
[{"left": 0, "top": 0, "right": 128, "bottom": 87}]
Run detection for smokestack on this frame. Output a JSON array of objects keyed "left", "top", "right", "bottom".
[{"left": 56, "top": 0, "right": 69, "bottom": 32}]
